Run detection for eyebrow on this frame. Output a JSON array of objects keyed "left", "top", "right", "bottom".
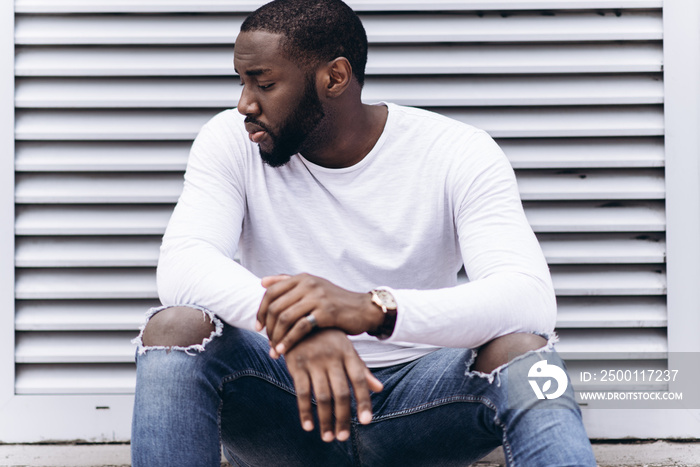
[{"left": 235, "top": 67, "right": 273, "bottom": 77}]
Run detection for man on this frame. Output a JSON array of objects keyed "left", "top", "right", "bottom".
[{"left": 131, "top": 0, "right": 597, "bottom": 465}]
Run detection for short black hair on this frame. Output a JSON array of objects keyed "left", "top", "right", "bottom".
[{"left": 240, "top": 0, "right": 368, "bottom": 87}]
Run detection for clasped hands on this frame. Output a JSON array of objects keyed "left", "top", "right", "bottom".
[{"left": 256, "top": 273, "right": 386, "bottom": 443}]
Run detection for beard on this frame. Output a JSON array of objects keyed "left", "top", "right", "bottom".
[{"left": 248, "top": 75, "right": 326, "bottom": 168}]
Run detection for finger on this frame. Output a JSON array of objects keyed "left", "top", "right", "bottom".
[
  {"left": 328, "top": 366, "right": 352, "bottom": 442},
  {"left": 345, "top": 355, "right": 375, "bottom": 425},
  {"left": 256, "top": 277, "right": 298, "bottom": 335},
  {"left": 366, "top": 368, "right": 384, "bottom": 393},
  {"left": 261, "top": 274, "right": 291, "bottom": 288},
  {"left": 273, "top": 307, "right": 320, "bottom": 356},
  {"left": 309, "top": 370, "right": 335, "bottom": 442},
  {"left": 266, "top": 293, "right": 311, "bottom": 358},
  {"left": 268, "top": 299, "right": 314, "bottom": 352},
  {"left": 291, "top": 367, "right": 315, "bottom": 433}
]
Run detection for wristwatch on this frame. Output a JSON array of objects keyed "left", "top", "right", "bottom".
[{"left": 367, "top": 289, "right": 398, "bottom": 340}]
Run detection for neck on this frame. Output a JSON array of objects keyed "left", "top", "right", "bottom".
[{"left": 300, "top": 99, "right": 388, "bottom": 169}]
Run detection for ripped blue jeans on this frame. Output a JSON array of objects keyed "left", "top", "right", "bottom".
[{"left": 131, "top": 306, "right": 595, "bottom": 467}]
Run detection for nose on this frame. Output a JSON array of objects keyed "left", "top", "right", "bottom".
[{"left": 237, "top": 85, "right": 260, "bottom": 117}]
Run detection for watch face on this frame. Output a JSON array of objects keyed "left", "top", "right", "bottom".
[{"left": 373, "top": 289, "right": 397, "bottom": 309}]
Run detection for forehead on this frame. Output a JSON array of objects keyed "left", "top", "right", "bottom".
[{"left": 234, "top": 30, "right": 301, "bottom": 75}]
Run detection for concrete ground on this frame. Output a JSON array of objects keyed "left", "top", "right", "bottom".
[{"left": 0, "top": 442, "right": 699, "bottom": 467}]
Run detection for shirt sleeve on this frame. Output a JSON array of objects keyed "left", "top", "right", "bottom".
[
  {"left": 385, "top": 131, "right": 557, "bottom": 348},
  {"left": 156, "top": 113, "right": 265, "bottom": 330}
]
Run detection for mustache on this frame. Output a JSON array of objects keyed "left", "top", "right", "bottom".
[{"left": 244, "top": 116, "right": 271, "bottom": 133}]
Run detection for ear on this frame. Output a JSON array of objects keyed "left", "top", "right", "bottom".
[{"left": 319, "top": 57, "right": 353, "bottom": 98}]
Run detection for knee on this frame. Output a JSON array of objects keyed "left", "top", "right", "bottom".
[
  {"left": 472, "top": 333, "right": 548, "bottom": 374},
  {"left": 141, "top": 306, "right": 216, "bottom": 348}
]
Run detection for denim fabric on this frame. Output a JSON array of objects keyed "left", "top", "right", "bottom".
[{"left": 132, "top": 313, "right": 596, "bottom": 467}]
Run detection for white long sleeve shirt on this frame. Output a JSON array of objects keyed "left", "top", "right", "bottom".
[{"left": 157, "top": 103, "right": 556, "bottom": 367}]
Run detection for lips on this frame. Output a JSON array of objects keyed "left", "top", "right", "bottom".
[{"left": 245, "top": 120, "right": 269, "bottom": 144}]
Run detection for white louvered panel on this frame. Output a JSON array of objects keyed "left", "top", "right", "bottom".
[
  {"left": 555, "top": 329, "right": 667, "bottom": 358},
  {"left": 15, "top": 106, "right": 664, "bottom": 140},
  {"left": 551, "top": 265, "right": 666, "bottom": 296},
  {"left": 15, "top": 269, "right": 157, "bottom": 299},
  {"left": 15, "top": 364, "right": 136, "bottom": 395},
  {"left": 15, "top": 206, "right": 173, "bottom": 236},
  {"left": 16, "top": 237, "right": 160, "bottom": 267},
  {"left": 16, "top": 332, "right": 135, "bottom": 363},
  {"left": 500, "top": 138, "right": 664, "bottom": 169},
  {"left": 15, "top": 141, "right": 191, "bottom": 172},
  {"left": 539, "top": 233, "right": 665, "bottom": 264},
  {"left": 517, "top": 169, "right": 664, "bottom": 201},
  {"left": 556, "top": 297, "right": 666, "bottom": 328},
  {"left": 15, "top": 300, "right": 154, "bottom": 331},
  {"left": 13, "top": 0, "right": 663, "bottom": 14},
  {"left": 15, "top": 174, "right": 183, "bottom": 204},
  {"left": 16, "top": 43, "right": 663, "bottom": 77},
  {"left": 14, "top": 11, "right": 662, "bottom": 45},
  {"left": 524, "top": 201, "right": 664, "bottom": 232},
  {"left": 15, "top": 74, "right": 664, "bottom": 108},
  {"left": 11, "top": 0, "right": 670, "bottom": 428}
]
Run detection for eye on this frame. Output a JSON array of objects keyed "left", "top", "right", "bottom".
[{"left": 258, "top": 83, "right": 274, "bottom": 90}]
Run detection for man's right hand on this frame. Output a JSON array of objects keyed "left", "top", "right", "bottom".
[{"left": 284, "top": 328, "right": 384, "bottom": 443}]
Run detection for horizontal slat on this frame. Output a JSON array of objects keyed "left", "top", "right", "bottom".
[
  {"left": 16, "top": 237, "right": 161, "bottom": 267},
  {"left": 15, "top": 364, "right": 136, "bottom": 395},
  {"left": 14, "top": 170, "right": 663, "bottom": 204},
  {"left": 556, "top": 296, "right": 666, "bottom": 328},
  {"left": 500, "top": 137, "right": 664, "bottom": 169},
  {"left": 16, "top": 332, "right": 136, "bottom": 364},
  {"left": 15, "top": 205, "right": 173, "bottom": 235},
  {"left": 15, "top": 138, "right": 664, "bottom": 172},
  {"left": 539, "top": 233, "right": 665, "bottom": 264},
  {"left": 556, "top": 328, "right": 667, "bottom": 358},
  {"left": 15, "top": 268, "right": 157, "bottom": 299},
  {"left": 15, "top": 141, "right": 191, "bottom": 172},
  {"left": 15, "top": 170, "right": 664, "bottom": 204},
  {"left": 14, "top": 202, "right": 664, "bottom": 236},
  {"left": 15, "top": 265, "right": 663, "bottom": 300},
  {"left": 15, "top": 75, "right": 664, "bottom": 108},
  {"left": 16, "top": 43, "right": 663, "bottom": 77},
  {"left": 15, "top": 106, "right": 664, "bottom": 140},
  {"left": 14, "top": 0, "right": 663, "bottom": 14},
  {"left": 15, "top": 173, "right": 184, "bottom": 204},
  {"left": 15, "top": 109, "right": 213, "bottom": 140},
  {"left": 524, "top": 201, "right": 665, "bottom": 232},
  {"left": 14, "top": 234, "right": 664, "bottom": 269},
  {"left": 15, "top": 11, "right": 662, "bottom": 45},
  {"left": 551, "top": 265, "right": 666, "bottom": 295},
  {"left": 517, "top": 169, "right": 664, "bottom": 200},
  {"left": 15, "top": 300, "right": 155, "bottom": 331}
]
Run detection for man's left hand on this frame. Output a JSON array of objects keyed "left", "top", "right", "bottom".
[{"left": 256, "top": 273, "right": 384, "bottom": 358}]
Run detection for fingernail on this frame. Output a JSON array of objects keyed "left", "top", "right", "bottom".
[
  {"left": 269, "top": 348, "right": 278, "bottom": 359},
  {"left": 359, "top": 411, "right": 372, "bottom": 424},
  {"left": 337, "top": 430, "right": 350, "bottom": 441},
  {"left": 322, "top": 432, "right": 334, "bottom": 442},
  {"left": 275, "top": 343, "right": 285, "bottom": 354},
  {"left": 303, "top": 420, "right": 313, "bottom": 431},
  {"left": 255, "top": 321, "right": 263, "bottom": 331}
]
